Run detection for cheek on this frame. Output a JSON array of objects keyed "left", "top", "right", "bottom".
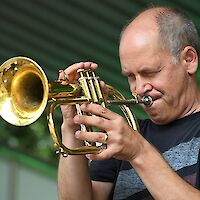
[
  {"left": 128, "top": 78, "right": 136, "bottom": 92},
  {"left": 150, "top": 78, "right": 174, "bottom": 100},
  {"left": 155, "top": 68, "right": 182, "bottom": 90},
  {"left": 167, "top": 70, "right": 187, "bottom": 93},
  {"left": 154, "top": 72, "right": 187, "bottom": 102}
]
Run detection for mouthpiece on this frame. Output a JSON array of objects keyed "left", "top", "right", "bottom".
[{"left": 140, "top": 96, "right": 153, "bottom": 107}]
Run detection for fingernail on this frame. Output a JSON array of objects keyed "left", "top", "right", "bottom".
[
  {"left": 77, "top": 62, "right": 83, "bottom": 66},
  {"left": 80, "top": 104, "right": 87, "bottom": 111},
  {"left": 73, "top": 115, "right": 80, "bottom": 123},
  {"left": 75, "top": 130, "right": 81, "bottom": 138},
  {"left": 91, "top": 63, "right": 98, "bottom": 68}
]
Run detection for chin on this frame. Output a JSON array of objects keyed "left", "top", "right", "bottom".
[
  {"left": 148, "top": 111, "right": 175, "bottom": 125},
  {"left": 145, "top": 102, "right": 171, "bottom": 125},
  {"left": 150, "top": 117, "right": 169, "bottom": 125}
]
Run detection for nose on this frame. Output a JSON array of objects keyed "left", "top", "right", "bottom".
[
  {"left": 137, "top": 83, "right": 153, "bottom": 96},
  {"left": 130, "top": 77, "right": 153, "bottom": 97}
]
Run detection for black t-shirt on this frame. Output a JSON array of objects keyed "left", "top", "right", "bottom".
[{"left": 90, "top": 112, "right": 200, "bottom": 200}]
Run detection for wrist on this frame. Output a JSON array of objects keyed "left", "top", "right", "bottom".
[
  {"left": 129, "top": 135, "right": 154, "bottom": 168},
  {"left": 61, "top": 122, "right": 84, "bottom": 148}
]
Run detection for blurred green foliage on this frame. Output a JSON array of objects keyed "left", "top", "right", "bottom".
[{"left": 0, "top": 109, "right": 62, "bottom": 166}]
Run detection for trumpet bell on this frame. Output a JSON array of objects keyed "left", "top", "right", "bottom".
[{"left": 0, "top": 57, "right": 49, "bottom": 126}]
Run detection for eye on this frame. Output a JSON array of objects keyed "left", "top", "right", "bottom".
[
  {"left": 142, "top": 67, "right": 163, "bottom": 77},
  {"left": 127, "top": 73, "right": 135, "bottom": 80},
  {"left": 143, "top": 71, "right": 156, "bottom": 77}
]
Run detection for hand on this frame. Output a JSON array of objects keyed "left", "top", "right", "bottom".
[
  {"left": 73, "top": 103, "right": 144, "bottom": 162},
  {"left": 58, "top": 62, "right": 98, "bottom": 125},
  {"left": 58, "top": 62, "right": 98, "bottom": 84},
  {"left": 58, "top": 61, "right": 111, "bottom": 148}
]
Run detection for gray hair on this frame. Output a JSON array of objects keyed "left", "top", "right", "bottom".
[
  {"left": 121, "top": 7, "right": 200, "bottom": 64},
  {"left": 156, "top": 8, "right": 199, "bottom": 64}
]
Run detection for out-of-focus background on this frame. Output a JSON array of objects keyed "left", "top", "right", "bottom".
[{"left": 1, "top": 0, "right": 200, "bottom": 199}]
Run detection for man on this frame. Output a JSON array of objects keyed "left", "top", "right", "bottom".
[{"left": 58, "top": 6, "right": 200, "bottom": 200}]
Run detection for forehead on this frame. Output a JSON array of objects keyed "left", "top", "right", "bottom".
[
  {"left": 119, "top": 23, "right": 166, "bottom": 71},
  {"left": 120, "top": 40, "right": 163, "bottom": 73},
  {"left": 120, "top": 25, "right": 161, "bottom": 58},
  {"left": 120, "top": 25, "right": 160, "bottom": 52}
]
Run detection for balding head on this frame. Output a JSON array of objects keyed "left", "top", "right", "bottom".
[{"left": 120, "top": 7, "right": 199, "bottom": 64}]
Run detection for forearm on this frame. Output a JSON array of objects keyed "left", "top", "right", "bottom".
[
  {"left": 58, "top": 155, "right": 92, "bottom": 200},
  {"left": 130, "top": 139, "right": 200, "bottom": 200},
  {"left": 57, "top": 124, "right": 93, "bottom": 200}
]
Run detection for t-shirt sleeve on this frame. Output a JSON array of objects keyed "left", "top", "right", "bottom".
[{"left": 89, "top": 158, "right": 121, "bottom": 182}]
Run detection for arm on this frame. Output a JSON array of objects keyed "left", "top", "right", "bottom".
[
  {"left": 57, "top": 123, "right": 92, "bottom": 200},
  {"left": 73, "top": 103, "right": 200, "bottom": 200},
  {"left": 130, "top": 135, "right": 200, "bottom": 200},
  {"left": 57, "top": 122, "right": 113, "bottom": 200},
  {"left": 57, "top": 62, "right": 113, "bottom": 200},
  {"left": 92, "top": 181, "right": 113, "bottom": 200}
]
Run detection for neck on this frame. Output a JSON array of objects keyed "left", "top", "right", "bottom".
[{"left": 180, "top": 82, "right": 200, "bottom": 118}]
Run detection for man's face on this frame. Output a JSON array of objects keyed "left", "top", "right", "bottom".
[{"left": 119, "top": 30, "right": 190, "bottom": 124}]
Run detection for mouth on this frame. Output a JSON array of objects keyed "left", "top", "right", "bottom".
[{"left": 140, "top": 94, "right": 162, "bottom": 109}]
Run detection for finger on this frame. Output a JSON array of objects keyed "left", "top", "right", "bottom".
[
  {"left": 82, "top": 62, "right": 98, "bottom": 70},
  {"left": 65, "top": 62, "right": 98, "bottom": 75},
  {"left": 65, "top": 62, "right": 98, "bottom": 80},
  {"left": 86, "top": 147, "right": 113, "bottom": 160},
  {"left": 58, "top": 69, "right": 69, "bottom": 81},
  {"left": 73, "top": 114, "right": 109, "bottom": 131},
  {"left": 59, "top": 62, "right": 83, "bottom": 82},
  {"left": 100, "top": 81, "right": 109, "bottom": 99},
  {"left": 80, "top": 103, "right": 118, "bottom": 120},
  {"left": 75, "top": 130, "right": 108, "bottom": 144}
]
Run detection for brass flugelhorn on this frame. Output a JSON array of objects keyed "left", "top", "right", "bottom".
[{"left": 0, "top": 56, "right": 152, "bottom": 156}]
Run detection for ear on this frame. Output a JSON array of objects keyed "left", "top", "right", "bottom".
[{"left": 180, "top": 46, "right": 198, "bottom": 75}]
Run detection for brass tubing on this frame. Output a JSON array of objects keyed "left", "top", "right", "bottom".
[
  {"left": 78, "top": 69, "right": 92, "bottom": 100},
  {"left": 92, "top": 71, "right": 106, "bottom": 107},
  {"left": 86, "top": 70, "right": 98, "bottom": 103},
  {"left": 107, "top": 96, "right": 153, "bottom": 107},
  {"left": 48, "top": 100, "right": 101, "bottom": 157}
]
